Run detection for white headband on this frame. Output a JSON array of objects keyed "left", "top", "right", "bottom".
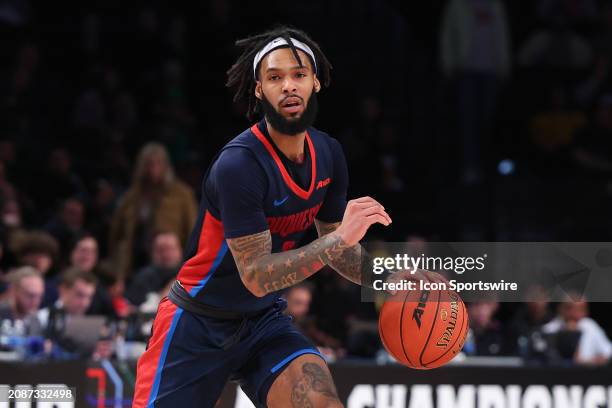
[{"left": 253, "top": 37, "right": 317, "bottom": 79}]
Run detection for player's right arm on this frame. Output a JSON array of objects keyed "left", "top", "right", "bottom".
[{"left": 227, "top": 197, "right": 391, "bottom": 297}]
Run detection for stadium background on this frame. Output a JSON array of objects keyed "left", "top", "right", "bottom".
[{"left": 1, "top": 0, "right": 612, "bottom": 406}]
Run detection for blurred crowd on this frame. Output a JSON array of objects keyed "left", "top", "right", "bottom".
[{"left": 0, "top": 0, "right": 611, "bottom": 365}]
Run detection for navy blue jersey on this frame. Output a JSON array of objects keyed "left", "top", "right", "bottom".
[{"left": 175, "top": 120, "right": 348, "bottom": 313}]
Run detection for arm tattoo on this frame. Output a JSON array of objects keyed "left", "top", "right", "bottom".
[
  {"left": 291, "top": 362, "right": 339, "bottom": 408},
  {"left": 227, "top": 229, "right": 347, "bottom": 297},
  {"left": 315, "top": 220, "right": 364, "bottom": 285}
]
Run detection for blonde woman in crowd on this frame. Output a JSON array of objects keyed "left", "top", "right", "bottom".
[{"left": 110, "top": 142, "right": 197, "bottom": 279}]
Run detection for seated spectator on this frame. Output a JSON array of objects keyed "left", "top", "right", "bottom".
[
  {"left": 508, "top": 287, "right": 554, "bottom": 361},
  {"left": 69, "top": 232, "right": 99, "bottom": 273},
  {"left": 109, "top": 142, "right": 197, "bottom": 279},
  {"left": 13, "top": 231, "right": 58, "bottom": 276},
  {"left": 97, "top": 260, "right": 132, "bottom": 318},
  {"left": 284, "top": 283, "right": 312, "bottom": 321},
  {"left": 125, "top": 231, "right": 182, "bottom": 306},
  {"left": 465, "top": 300, "right": 515, "bottom": 356},
  {"left": 0, "top": 266, "right": 44, "bottom": 337},
  {"left": 542, "top": 293, "right": 612, "bottom": 366},
  {"left": 38, "top": 268, "right": 113, "bottom": 359},
  {"left": 283, "top": 283, "right": 345, "bottom": 360},
  {"left": 12, "top": 230, "right": 60, "bottom": 306},
  {"left": 64, "top": 234, "right": 115, "bottom": 318}
]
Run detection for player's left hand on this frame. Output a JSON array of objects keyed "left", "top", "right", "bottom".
[{"left": 385, "top": 269, "right": 450, "bottom": 295}]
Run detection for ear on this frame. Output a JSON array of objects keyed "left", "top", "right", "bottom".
[
  {"left": 255, "top": 81, "right": 263, "bottom": 100},
  {"left": 314, "top": 76, "right": 321, "bottom": 93}
]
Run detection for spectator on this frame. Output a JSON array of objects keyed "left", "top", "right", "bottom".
[
  {"left": 69, "top": 233, "right": 98, "bottom": 273},
  {"left": 440, "top": 0, "right": 511, "bottom": 183},
  {"left": 125, "top": 231, "right": 182, "bottom": 306},
  {"left": 96, "top": 261, "right": 131, "bottom": 318},
  {"left": 62, "top": 234, "right": 115, "bottom": 318},
  {"left": 285, "top": 283, "right": 312, "bottom": 321},
  {"left": 542, "top": 294, "right": 612, "bottom": 366},
  {"left": 12, "top": 231, "right": 60, "bottom": 306},
  {"left": 14, "top": 231, "right": 58, "bottom": 275},
  {"left": 284, "top": 283, "right": 345, "bottom": 360},
  {"left": 38, "top": 268, "right": 97, "bottom": 323},
  {"left": 508, "top": 286, "right": 554, "bottom": 361},
  {"left": 0, "top": 266, "right": 44, "bottom": 337},
  {"left": 109, "top": 142, "right": 196, "bottom": 278},
  {"left": 465, "top": 300, "right": 514, "bottom": 356},
  {"left": 38, "top": 268, "right": 113, "bottom": 359}
]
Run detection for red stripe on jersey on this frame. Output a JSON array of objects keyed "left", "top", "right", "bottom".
[
  {"left": 251, "top": 124, "right": 317, "bottom": 200},
  {"left": 176, "top": 211, "right": 225, "bottom": 293}
]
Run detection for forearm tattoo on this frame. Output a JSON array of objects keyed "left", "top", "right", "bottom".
[
  {"left": 315, "top": 220, "right": 364, "bottom": 285},
  {"left": 227, "top": 229, "right": 348, "bottom": 296}
]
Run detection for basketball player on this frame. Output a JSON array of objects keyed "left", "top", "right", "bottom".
[{"left": 133, "top": 26, "right": 436, "bottom": 408}]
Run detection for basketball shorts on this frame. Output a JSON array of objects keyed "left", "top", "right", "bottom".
[{"left": 132, "top": 297, "right": 322, "bottom": 408}]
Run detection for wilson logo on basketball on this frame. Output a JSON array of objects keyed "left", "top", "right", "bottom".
[
  {"left": 436, "top": 292, "right": 460, "bottom": 348},
  {"left": 316, "top": 178, "right": 331, "bottom": 189},
  {"left": 412, "top": 289, "right": 430, "bottom": 328}
]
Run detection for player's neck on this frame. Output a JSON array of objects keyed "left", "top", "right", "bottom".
[{"left": 265, "top": 121, "right": 306, "bottom": 163}]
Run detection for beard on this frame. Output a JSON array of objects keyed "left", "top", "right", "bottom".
[{"left": 260, "top": 90, "right": 318, "bottom": 136}]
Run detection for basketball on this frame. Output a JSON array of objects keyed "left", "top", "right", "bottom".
[{"left": 378, "top": 287, "right": 469, "bottom": 369}]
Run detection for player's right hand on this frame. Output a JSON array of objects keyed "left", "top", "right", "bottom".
[{"left": 334, "top": 196, "right": 391, "bottom": 246}]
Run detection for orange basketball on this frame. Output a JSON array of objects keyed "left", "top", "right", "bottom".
[{"left": 378, "top": 288, "right": 469, "bottom": 369}]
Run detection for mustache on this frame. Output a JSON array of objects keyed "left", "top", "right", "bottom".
[{"left": 279, "top": 94, "right": 304, "bottom": 105}]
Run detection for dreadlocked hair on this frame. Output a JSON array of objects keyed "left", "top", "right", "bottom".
[{"left": 226, "top": 25, "right": 332, "bottom": 121}]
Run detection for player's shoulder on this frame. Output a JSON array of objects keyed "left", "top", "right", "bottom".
[
  {"left": 225, "top": 126, "right": 262, "bottom": 148},
  {"left": 211, "top": 129, "right": 263, "bottom": 178}
]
